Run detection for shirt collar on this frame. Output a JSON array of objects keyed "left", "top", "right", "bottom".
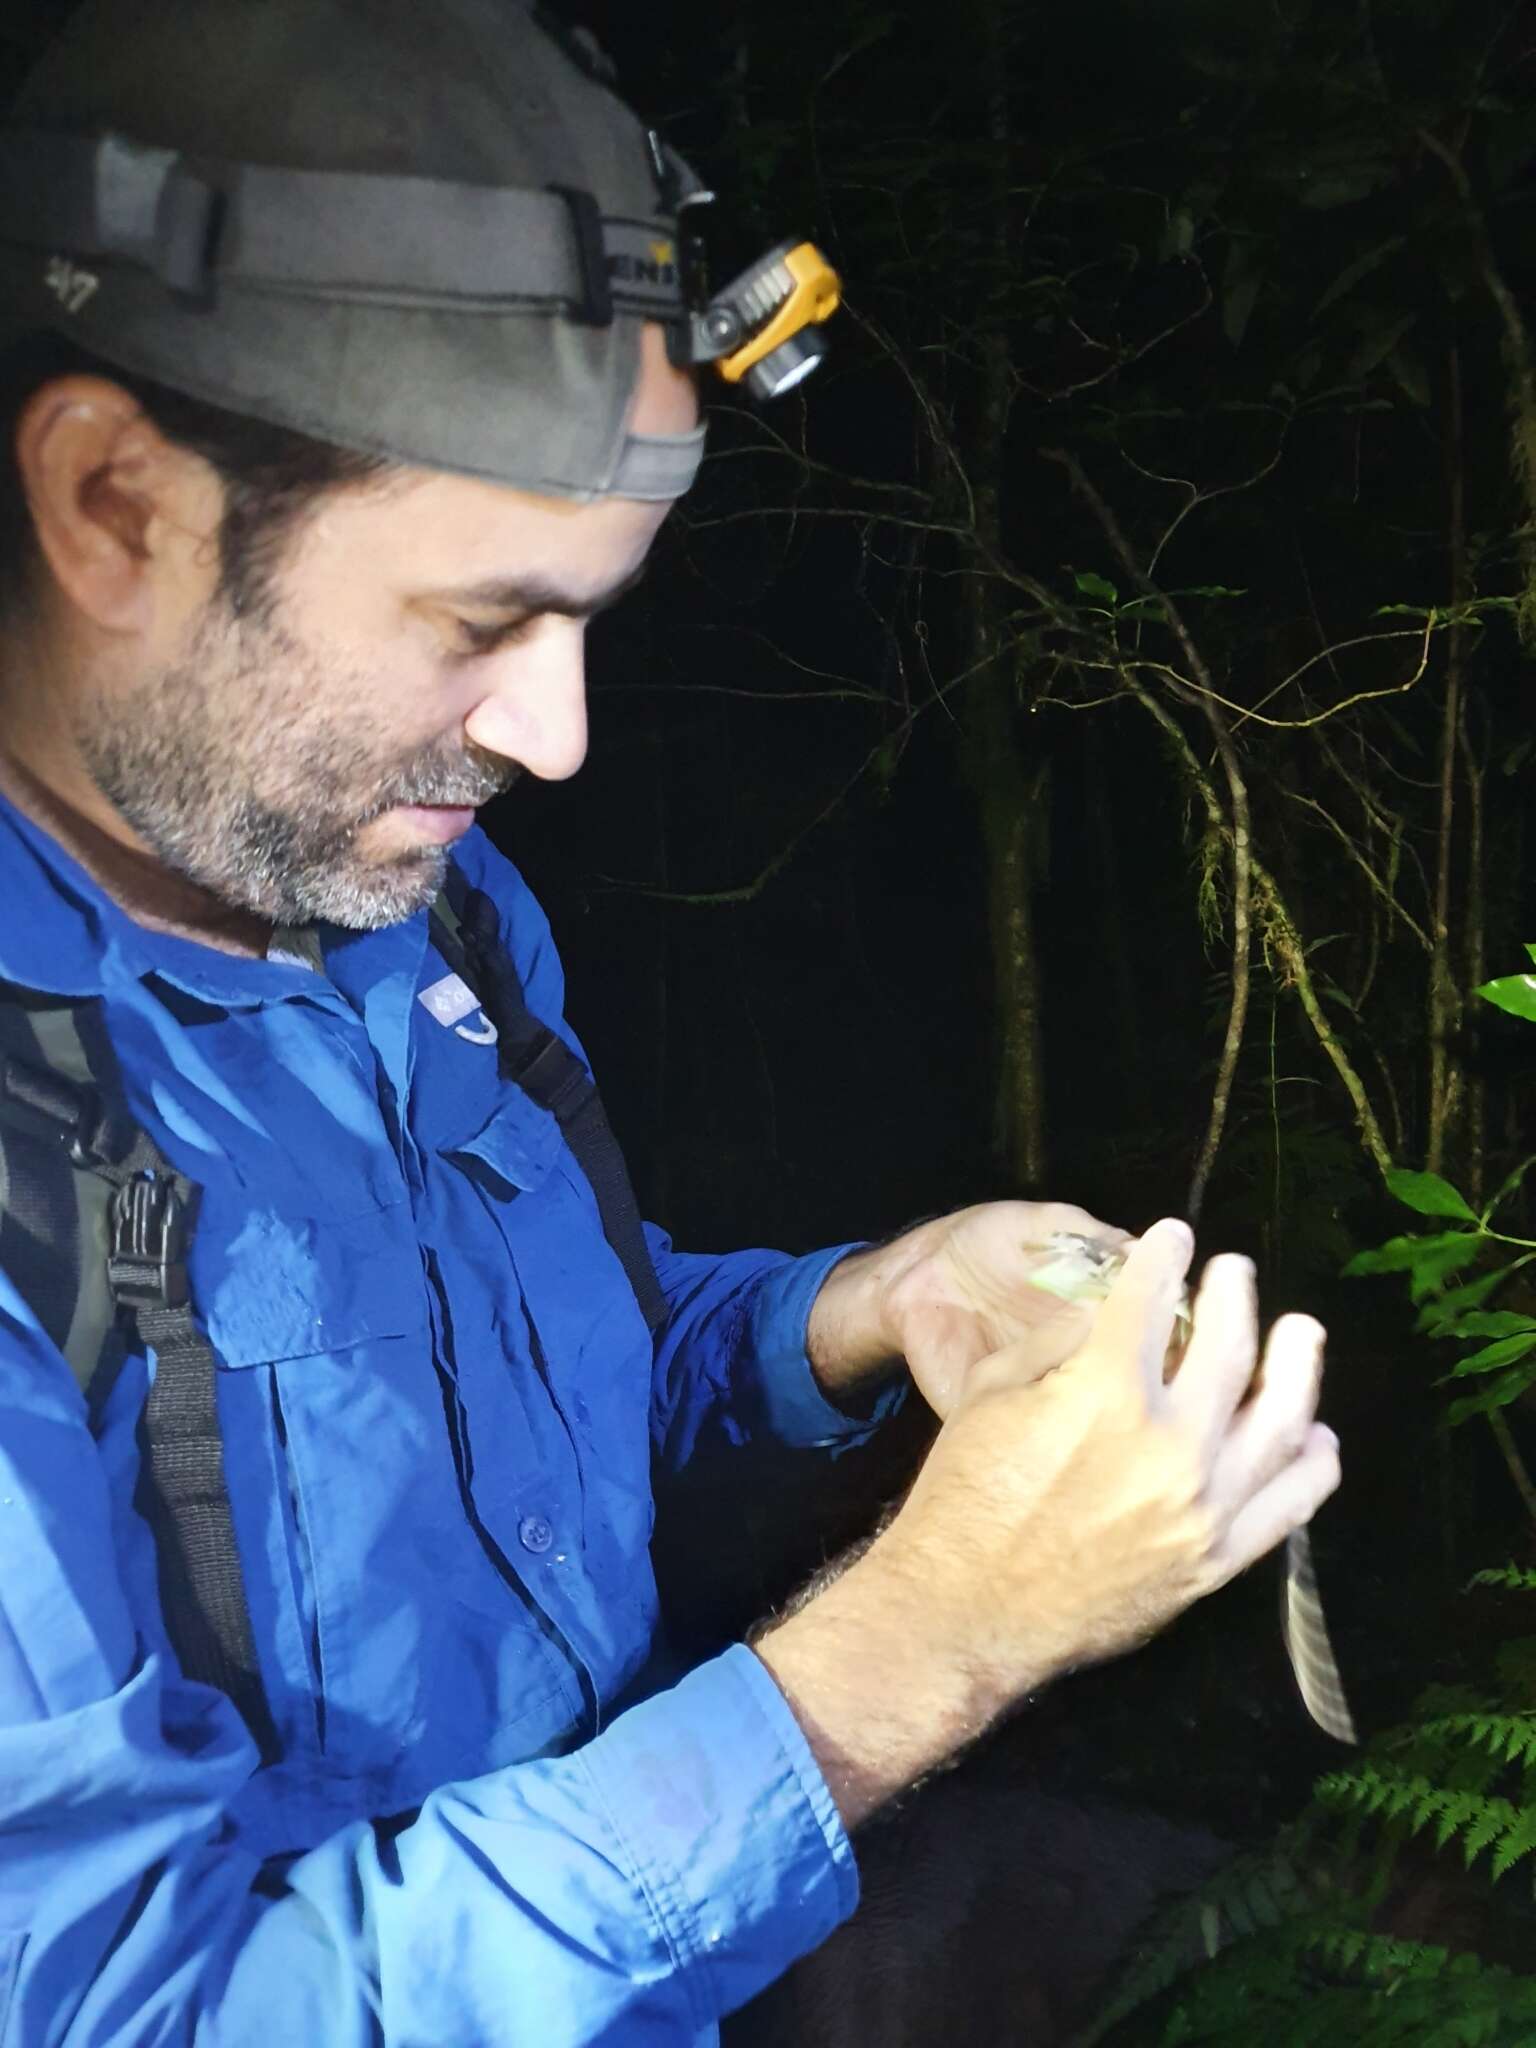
[{"left": 0, "top": 786, "right": 425, "bottom": 1010}]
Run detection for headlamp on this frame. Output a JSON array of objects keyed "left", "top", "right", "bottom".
[{"left": 672, "top": 227, "right": 843, "bottom": 402}]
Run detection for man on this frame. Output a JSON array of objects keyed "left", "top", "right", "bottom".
[{"left": 0, "top": 3, "right": 1339, "bottom": 2042}]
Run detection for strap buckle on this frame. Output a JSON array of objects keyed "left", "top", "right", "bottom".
[
  {"left": 546, "top": 183, "right": 613, "bottom": 326},
  {"left": 152, "top": 158, "right": 224, "bottom": 302},
  {"left": 0, "top": 1054, "right": 119, "bottom": 1168},
  {"left": 109, "top": 1173, "right": 190, "bottom": 1311}
]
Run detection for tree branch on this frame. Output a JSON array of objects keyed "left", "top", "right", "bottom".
[{"left": 1042, "top": 447, "right": 1252, "bottom": 1221}]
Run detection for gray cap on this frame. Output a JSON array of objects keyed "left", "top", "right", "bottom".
[{"left": 0, "top": 0, "right": 707, "bottom": 500}]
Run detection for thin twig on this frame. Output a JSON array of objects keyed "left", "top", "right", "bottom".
[
  {"left": 1284, "top": 792, "right": 1430, "bottom": 951},
  {"left": 1488, "top": 1412, "right": 1536, "bottom": 1528},
  {"left": 1044, "top": 448, "right": 1251, "bottom": 1221}
]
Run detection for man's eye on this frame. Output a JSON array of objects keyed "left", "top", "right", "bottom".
[{"left": 453, "top": 616, "right": 536, "bottom": 656}]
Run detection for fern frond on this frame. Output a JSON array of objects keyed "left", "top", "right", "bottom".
[
  {"left": 1462, "top": 1797, "right": 1513, "bottom": 1868},
  {"left": 1419, "top": 1714, "right": 1536, "bottom": 1770},
  {"left": 1155, "top": 1937, "right": 1536, "bottom": 2048},
  {"left": 1489, "top": 1803, "right": 1536, "bottom": 1880},
  {"left": 1316, "top": 1766, "right": 1524, "bottom": 1862},
  {"left": 1071, "top": 1839, "right": 1325, "bottom": 2047},
  {"left": 1469, "top": 1565, "right": 1536, "bottom": 1595},
  {"left": 1306, "top": 1927, "right": 1448, "bottom": 1979}
]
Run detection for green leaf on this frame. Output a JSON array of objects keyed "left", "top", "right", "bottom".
[
  {"left": 1444, "top": 1332, "right": 1536, "bottom": 1379},
  {"left": 1312, "top": 234, "right": 1408, "bottom": 319},
  {"left": 1221, "top": 236, "right": 1264, "bottom": 348},
  {"left": 1297, "top": 169, "right": 1393, "bottom": 210},
  {"left": 1477, "top": 972, "right": 1536, "bottom": 1023},
  {"left": 1413, "top": 1240, "right": 1486, "bottom": 1302},
  {"left": 1386, "top": 1169, "right": 1478, "bottom": 1222},
  {"left": 1481, "top": 1157, "right": 1536, "bottom": 1224},
  {"left": 1430, "top": 1311, "right": 1536, "bottom": 1343},
  {"left": 1344, "top": 310, "right": 1419, "bottom": 382},
  {"left": 1073, "top": 571, "right": 1118, "bottom": 605},
  {"left": 1160, "top": 207, "right": 1195, "bottom": 261},
  {"left": 1416, "top": 1266, "right": 1520, "bottom": 1334},
  {"left": 1223, "top": 271, "right": 1263, "bottom": 348},
  {"left": 1387, "top": 343, "right": 1432, "bottom": 409},
  {"left": 1345, "top": 1231, "right": 1484, "bottom": 1299},
  {"left": 1448, "top": 1367, "right": 1536, "bottom": 1425}
]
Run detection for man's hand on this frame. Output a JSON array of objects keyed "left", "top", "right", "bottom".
[
  {"left": 759, "top": 1220, "right": 1340, "bottom": 1828},
  {"left": 808, "top": 1200, "right": 1132, "bottom": 1418}
]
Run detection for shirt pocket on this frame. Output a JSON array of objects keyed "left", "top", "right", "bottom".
[
  {"left": 194, "top": 1194, "right": 425, "bottom": 1367},
  {"left": 439, "top": 1089, "right": 657, "bottom": 1536},
  {"left": 182, "top": 1195, "right": 429, "bottom": 1778},
  {"left": 439, "top": 1084, "right": 564, "bottom": 1199}
]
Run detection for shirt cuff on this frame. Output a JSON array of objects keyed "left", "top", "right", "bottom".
[
  {"left": 579, "top": 1643, "right": 859, "bottom": 2027},
  {"left": 742, "top": 1245, "right": 908, "bottom": 1452}
]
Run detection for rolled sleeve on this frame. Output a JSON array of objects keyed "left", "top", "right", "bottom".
[
  {"left": 742, "top": 1245, "right": 909, "bottom": 1451},
  {"left": 579, "top": 1644, "right": 859, "bottom": 2027}
]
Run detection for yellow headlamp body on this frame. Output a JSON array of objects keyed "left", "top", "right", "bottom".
[{"left": 713, "top": 242, "right": 842, "bottom": 387}]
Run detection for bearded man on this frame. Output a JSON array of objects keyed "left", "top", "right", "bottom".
[{"left": 0, "top": 5, "right": 1338, "bottom": 2042}]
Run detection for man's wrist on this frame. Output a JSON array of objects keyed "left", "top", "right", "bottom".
[{"left": 803, "top": 1241, "right": 909, "bottom": 1412}]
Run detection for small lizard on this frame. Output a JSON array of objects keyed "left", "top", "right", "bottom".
[{"left": 1029, "top": 1232, "right": 1356, "bottom": 1745}]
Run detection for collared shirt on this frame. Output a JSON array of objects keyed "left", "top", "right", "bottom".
[{"left": 0, "top": 793, "right": 899, "bottom": 2045}]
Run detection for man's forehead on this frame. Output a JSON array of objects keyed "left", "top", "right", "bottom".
[
  {"left": 424, "top": 561, "right": 650, "bottom": 618},
  {"left": 288, "top": 456, "right": 672, "bottom": 615}
]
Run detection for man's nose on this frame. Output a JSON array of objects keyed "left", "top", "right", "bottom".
[{"left": 461, "top": 622, "right": 589, "bottom": 781}]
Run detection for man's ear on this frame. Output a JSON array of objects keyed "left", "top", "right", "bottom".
[{"left": 14, "top": 374, "right": 215, "bottom": 634}]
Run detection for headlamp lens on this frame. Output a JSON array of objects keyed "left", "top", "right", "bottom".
[{"left": 745, "top": 326, "right": 829, "bottom": 402}]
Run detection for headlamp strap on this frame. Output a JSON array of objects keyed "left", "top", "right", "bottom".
[{"left": 0, "top": 130, "right": 682, "bottom": 324}]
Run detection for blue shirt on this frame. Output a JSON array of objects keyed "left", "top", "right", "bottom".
[{"left": 0, "top": 795, "right": 897, "bottom": 2045}]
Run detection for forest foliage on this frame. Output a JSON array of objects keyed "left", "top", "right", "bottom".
[
  {"left": 568, "top": 5, "right": 1536, "bottom": 2025},
  {"left": 574, "top": 0, "right": 1536, "bottom": 1285}
]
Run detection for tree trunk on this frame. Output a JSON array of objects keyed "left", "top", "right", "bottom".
[
  {"left": 964, "top": 641, "right": 1047, "bottom": 1184},
  {"left": 1427, "top": 345, "right": 1466, "bottom": 1176},
  {"left": 959, "top": 0, "right": 1046, "bottom": 1187}
]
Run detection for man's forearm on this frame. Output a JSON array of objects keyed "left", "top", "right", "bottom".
[{"left": 753, "top": 1546, "right": 1004, "bottom": 1829}]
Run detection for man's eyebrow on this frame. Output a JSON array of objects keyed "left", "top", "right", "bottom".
[{"left": 430, "top": 561, "right": 650, "bottom": 618}]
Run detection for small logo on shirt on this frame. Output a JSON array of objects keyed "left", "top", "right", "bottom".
[{"left": 418, "top": 972, "right": 498, "bottom": 1045}]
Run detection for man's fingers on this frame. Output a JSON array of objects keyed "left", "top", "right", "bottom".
[
  {"left": 1088, "top": 1217, "right": 1194, "bottom": 1394},
  {"left": 1167, "top": 1252, "right": 1259, "bottom": 1449},
  {"left": 1027, "top": 1203, "right": 1135, "bottom": 1254},
  {"left": 1209, "top": 1313, "right": 1326, "bottom": 1511},
  {"left": 1213, "top": 1424, "right": 1342, "bottom": 1582}
]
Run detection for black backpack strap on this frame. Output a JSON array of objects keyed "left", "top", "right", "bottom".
[
  {"left": 430, "top": 879, "right": 668, "bottom": 1335},
  {"left": 0, "top": 1002, "right": 277, "bottom": 1760},
  {"left": 107, "top": 1142, "right": 278, "bottom": 1759},
  {"left": 0, "top": 997, "right": 121, "bottom": 1392}
]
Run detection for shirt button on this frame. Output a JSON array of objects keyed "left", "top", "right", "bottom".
[{"left": 518, "top": 1514, "right": 554, "bottom": 1555}]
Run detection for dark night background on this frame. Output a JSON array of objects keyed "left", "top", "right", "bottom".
[{"left": 8, "top": 0, "right": 1536, "bottom": 2038}]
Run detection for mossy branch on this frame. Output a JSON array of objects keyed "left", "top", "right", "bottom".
[{"left": 1119, "top": 668, "right": 1394, "bottom": 1180}]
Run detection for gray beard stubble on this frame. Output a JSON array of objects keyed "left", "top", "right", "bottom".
[{"left": 76, "top": 596, "right": 514, "bottom": 929}]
